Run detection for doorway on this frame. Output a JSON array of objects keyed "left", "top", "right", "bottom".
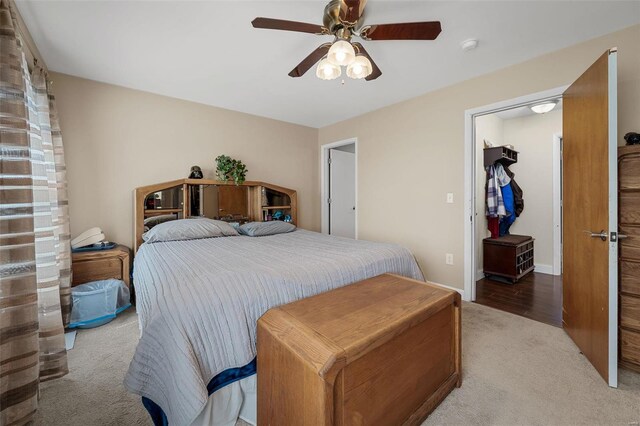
[
  {"left": 321, "top": 138, "right": 357, "bottom": 238},
  {"left": 464, "top": 50, "right": 620, "bottom": 387},
  {"left": 464, "top": 88, "right": 566, "bottom": 327}
]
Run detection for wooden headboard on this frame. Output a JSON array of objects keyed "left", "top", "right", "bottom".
[{"left": 133, "top": 179, "right": 297, "bottom": 253}]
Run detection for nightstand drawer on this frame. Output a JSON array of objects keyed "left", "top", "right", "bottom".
[
  {"left": 71, "top": 244, "right": 131, "bottom": 291},
  {"left": 73, "top": 258, "right": 123, "bottom": 285}
]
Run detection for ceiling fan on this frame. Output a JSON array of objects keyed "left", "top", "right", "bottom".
[{"left": 252, "top": 0, "right": 442, "bottom": 81}]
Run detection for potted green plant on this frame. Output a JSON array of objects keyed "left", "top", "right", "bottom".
[{"left": 215, "top": 155, "right": 248, "bottom": 185}]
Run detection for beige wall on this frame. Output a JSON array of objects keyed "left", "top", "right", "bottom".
[
  {"left": 319, "top": 25, "right": 640, "bottom": 290},
  {"left": 504, "top": 110, "right": 562, "bottom": 270},
  {"left": 51, "top": 73, "right": 320, "bottom": 248}
]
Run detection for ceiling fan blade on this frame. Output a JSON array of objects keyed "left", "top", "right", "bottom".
[
  {"left": 340, "top": 0, "right": 367, "bottom": 25},
  {"left": 288, "top": 43, "right": 332, "bottom": 78},
  {"left": 360, "top": 21, "right": 442, "bottom": 41},
  {"left": 252, "top": 17, "right": 327, "bottom": 35},
  {"left": 352, "top": 42, "right": 381, "bottom": 81}
]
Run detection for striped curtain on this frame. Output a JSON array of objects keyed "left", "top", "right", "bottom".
[{"left": 1, "top": 0, "right": 71, "bottom": 424}]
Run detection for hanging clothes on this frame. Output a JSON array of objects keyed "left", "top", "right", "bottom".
[
  {"left": 486, "top": 165, "right": 506, "bottom": 218},
  {"left": 499, "top": 183, "right": 516, "bottom": 236},
  {"left": 486, "top": 164, "right": 508, "bottom": 239},
  {"left": 494, "top": 164, "right": 516, "bottom": 236},
  {"left": 488, "top": 217, "right": 500, "bottom": 239},
  {"left": 505, "top": 166, "right": 524, "bottom": 217},
  {"left": 494, "top": 163, "right": 511, "bottom": 187}
]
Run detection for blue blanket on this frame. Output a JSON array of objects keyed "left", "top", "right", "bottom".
[{"left": 142, "top": 359, "right": 257, "bottom": 426}]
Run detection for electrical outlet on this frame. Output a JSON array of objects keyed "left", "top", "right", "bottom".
[
  {"left": 446, "top": 253, "right": 454, "bottom": 265},
  {"left": 446, "top": 193, "right": 454, "bottom": 204}
]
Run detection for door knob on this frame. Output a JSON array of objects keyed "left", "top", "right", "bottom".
[
  {"left": 586, "top": 230, "right": 607, "bottom": 241},
  {"left": 618, "top": 233, "right": 628, "bottom": 240}
]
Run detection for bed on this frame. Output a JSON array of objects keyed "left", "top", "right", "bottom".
[
  {"left": 126, "top": 179, "right": 430, "bottom": 424},
  {"left": 124, "top": 228, "right": 424, "bottom": 425}
]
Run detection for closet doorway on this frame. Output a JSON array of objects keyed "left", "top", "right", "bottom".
[
  {"left": 321, "top": 138, "right": 357, "bottom": 239},
  {"left": 466, "top": 89, "right": 565, "bottom": 327},
  {"left": 465, "top": 51, "right": 619, "bottom": 386}
]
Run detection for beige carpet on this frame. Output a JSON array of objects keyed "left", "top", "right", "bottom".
[{"left": 34, "top": 303, "right": 640, "bottom": 426}]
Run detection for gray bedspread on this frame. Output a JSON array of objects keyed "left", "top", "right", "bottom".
[{"left": 124, "top": 230, "right": 424, "bottom": 425}]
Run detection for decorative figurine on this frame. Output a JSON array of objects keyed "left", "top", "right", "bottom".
[
  {"left": 188, "top": 166, "right": 203, "bottom": 216},
  {"left": 189, "top": 165, "right": 204, "bottom": 179}
]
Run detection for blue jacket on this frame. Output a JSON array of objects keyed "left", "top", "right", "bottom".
[{"left": 499, "top": 182, "right": 516, "bottom": 236}]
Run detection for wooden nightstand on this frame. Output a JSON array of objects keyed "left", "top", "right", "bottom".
[{"left": 71, "top": 245, "right": 131, "bottom": 292}]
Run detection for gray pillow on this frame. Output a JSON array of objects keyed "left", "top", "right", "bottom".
[
  {"left": 142, "top": 218, "right": 238, "bottom": 243},
  {"left": 238, "top": 221, "right": 296, "bottom": 237}
]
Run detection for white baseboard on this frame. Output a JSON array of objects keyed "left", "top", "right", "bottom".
[
  {"left": 476, "top": 269, "right": 485, "bottom": 281},
  {"left": 428, "top": 281, "right": 467, "bottom": 301},
  {"left": 534, "top": 264, "right": 554, "bottom": 275}
]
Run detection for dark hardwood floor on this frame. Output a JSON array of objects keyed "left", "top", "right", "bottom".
[{"left": 475, "top": 272, "right": 563, "bottom": 327}]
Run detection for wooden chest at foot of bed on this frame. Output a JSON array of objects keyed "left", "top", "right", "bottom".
[{"left": 257, "top": 273, "right": 462, "bottom": 425}]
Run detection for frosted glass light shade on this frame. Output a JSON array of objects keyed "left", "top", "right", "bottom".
[
  {"left": 346, "top": 55, "right": 373, "bottom": 79},
  {"left": 316, "top": 58, "right": 341, "bottom": 80},
  {"left": 530, "top": 101, "right": 557, "bottom": 114},
  {"left": 327, "top": 40, "right": 356, "bottom": 66}
]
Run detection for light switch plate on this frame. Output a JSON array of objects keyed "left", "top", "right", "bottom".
[{"left": 446, "top": 193, "right": 454, "bottom": 203}]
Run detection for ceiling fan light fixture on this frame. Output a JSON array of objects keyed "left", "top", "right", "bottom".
[
  {"left": 327, "top": 40, "right": 356, "bottom": 66},
  {"left": 316, "top": 57, "right": 341, "bottom": 80},
  {"left": 530, "top": 100, "right": 558, "bottom": 114},
  {"left": 346, "top": 55, "right": 372, "bottom": 79}
]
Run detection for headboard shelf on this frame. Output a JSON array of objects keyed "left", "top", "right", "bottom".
[
  {"left": 144, "top": 208, "right": 183, "bottom": 215},
  {"left": 134, "top": 178, "right": 297, "bottom": 252}
]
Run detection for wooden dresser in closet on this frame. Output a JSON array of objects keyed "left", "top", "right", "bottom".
[{"left": 619, "top": 145, "right": 640, "bottom": 373}]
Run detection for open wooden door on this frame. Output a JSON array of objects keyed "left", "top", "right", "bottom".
[{"left": 563, "top": 49, "right": 618, "bottom": 387}]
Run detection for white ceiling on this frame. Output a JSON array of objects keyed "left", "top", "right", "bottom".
[{"left": 16, "top": 1, "right": 640, "bottom": 128}]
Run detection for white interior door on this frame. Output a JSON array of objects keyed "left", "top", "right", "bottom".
[{"left": 329, "top": 149, "right": 356, "bottom": 238}]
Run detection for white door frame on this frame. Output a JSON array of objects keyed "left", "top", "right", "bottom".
[
  {"left": 321, "top": 137, "right": 358, "bottom": 238},
  {"left": 463, "top": 86, "right": 568, "bottom": 301},
  {"left": 552, "top": 133, "right": 563, "bottom": 276},
  {"left": 607, "top": 49, "right": 618, "bottom": 387}
]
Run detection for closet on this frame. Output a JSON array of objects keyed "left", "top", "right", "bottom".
[
  {"left": 619, "top": 145, "right": 640, "bottom": 373},
  {"left": 483, "top": 146, "right": 534, "bottom": 283}
]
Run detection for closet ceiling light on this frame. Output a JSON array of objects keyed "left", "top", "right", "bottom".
[{"left": 530, "top": 100, "right": 558, "bottom": 114}]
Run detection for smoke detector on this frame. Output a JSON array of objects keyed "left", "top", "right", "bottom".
[{"left": 461, "top": 39, "right": 478, "bottom": 52}]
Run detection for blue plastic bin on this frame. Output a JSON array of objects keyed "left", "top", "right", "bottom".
[{"left": 68, "top": 279, "right": 131, "bottom": 329}]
